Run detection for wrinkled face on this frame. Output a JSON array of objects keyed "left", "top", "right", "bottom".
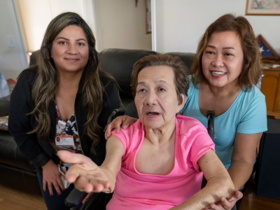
[
  {"left": 135, "top": 66, "right": 185, "bottom": 130},
  {"left": 51, "top": 25, "right": 89, "bottom": 74},
  {"left": 202, "top": 31, "right": 244, "bottom": 89}
]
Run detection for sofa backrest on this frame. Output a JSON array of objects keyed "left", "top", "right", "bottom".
[
  {"left": 99, "top": 48, "right": 196, "bottom": 118},
  {"left": 29, "top": 48, "right": 196, "bottom": 118}
]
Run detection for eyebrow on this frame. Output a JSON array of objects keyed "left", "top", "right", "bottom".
[
  {"left": 55, "top": 37, "right": 87, "bottom": 42},
  {"left": 137, "top": 80, "right": 167, "bottom": 86},
  {"left": 206, "top": 45, "right": 235, "bottom": 50}
]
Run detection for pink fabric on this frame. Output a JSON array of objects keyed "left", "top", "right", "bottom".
[{"left": 107, "top": 115, "right": 215, "bottom": 210}]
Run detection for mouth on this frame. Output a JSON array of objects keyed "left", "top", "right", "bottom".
[
  {"left": 211, "top": 71, "right": 227, "bottom": 76},
  {"left": 64, "top": 58, "right": 79, "bottom": 62},
  {"left": 146, "top": 112, "right": 160, "bottom": 116}
]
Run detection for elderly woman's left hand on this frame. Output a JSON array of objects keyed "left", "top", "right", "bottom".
[{"left": 203, "top": 191, "right": 243, "bottom": 210}]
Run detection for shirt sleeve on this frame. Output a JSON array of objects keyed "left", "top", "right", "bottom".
[
  {"left": 184, "top": 121, "right": 215, "bottom": 172},
  {"left": 191, "top": 133, "right": 215, "bottom": 172},
  {"left": 8, "top": 70, "right": 50, "bottom": 168},
  {"left": 237, "top": 89, "right": 267, "bottom": 134}
]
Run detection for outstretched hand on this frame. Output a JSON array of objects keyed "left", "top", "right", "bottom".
[
  {"left": 105, "top": 115, "right": 137, "bottom": 139},
  {"left": 203, "top": 191, "right": 243, "bottom": 210},
  {"left": 57, "top": 150, "right": 111, "bottom": 193}
]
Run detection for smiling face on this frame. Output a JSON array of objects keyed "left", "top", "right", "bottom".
[
  {"left": 135, "top": 66, "right": 185, "bottom": 130},
  {"left": 51, "top": 25, "right": 89, "bottom": 74},
  {"left": 201, "top": 31, "right": 244, "bottom": 89}
]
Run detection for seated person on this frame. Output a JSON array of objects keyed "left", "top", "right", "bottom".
[{"left": 58, "top": 54, "right": 235, "bottom": 210}]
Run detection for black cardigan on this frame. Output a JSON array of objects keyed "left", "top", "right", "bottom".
[{"left": 8, "top": 65, "right": 120, "bottom": 169}]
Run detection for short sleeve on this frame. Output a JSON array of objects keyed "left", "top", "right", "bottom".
[
  {"left": 189, "top": 132, "right": 215, "bottom": 172},
  {"left": 237, "top": 90, "right": 267, "bottom": 134}
]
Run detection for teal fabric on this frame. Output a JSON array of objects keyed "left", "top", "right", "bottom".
[{"left": 181, "top": 76, "right": 268, "bottom": 169}]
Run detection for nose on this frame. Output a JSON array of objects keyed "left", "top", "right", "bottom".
[
  {"left": 211, "top": 54, "right": 224, "bottom": 67},
  {"left": 66, "top": 43, "right": 78, "bottom": 54},
  {"left": 145, "top": 91, "right": 157, "bottom": 106}
]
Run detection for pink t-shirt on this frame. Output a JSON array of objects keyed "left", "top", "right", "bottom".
[{"left": 107, "top": 115, "right": 215, "bottom": 210}]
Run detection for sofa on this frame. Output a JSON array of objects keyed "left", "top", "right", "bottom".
[{"left": 0, "top": 48, "right": 196, "bottom": 195}]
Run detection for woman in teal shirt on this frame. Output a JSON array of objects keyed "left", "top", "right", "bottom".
[{"left": 105, "top": 14, "right": 267, "bottom": 210}]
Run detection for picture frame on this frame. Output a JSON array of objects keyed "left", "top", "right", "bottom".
[
  {"left": 246, "top": 0, "right": 280, "bottom": 16},
  {"left": 256, "top": 35, "right": 280, "bottom": 63},
  {"left": 145, "top": 0, "right": 151, "bottom": 34}
]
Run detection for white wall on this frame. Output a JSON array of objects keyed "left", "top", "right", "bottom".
[
  {"left": 97, "top": 0, "right": 152, "bottom": 51},
  {"left": 153, "top": 0, "right": 280, "bottom": 54},
  {"left": 16, "top": 0, "right": 91, "bottom": 52},
  {"left": 0, "top": 0, "right": 28, "bottom": 80},
  {"left": 16, "top": 0, "right": 151, "bottom": 52}
]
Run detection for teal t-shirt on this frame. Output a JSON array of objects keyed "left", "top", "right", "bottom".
[{"left": 181, "top": 76, "right": 268, "bottom": 169}]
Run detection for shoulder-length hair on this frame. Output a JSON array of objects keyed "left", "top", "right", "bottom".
[
  {"left": 31, "top": 12, "right": 113, "bottom": 152},
  {"left": 191, "top": 14, "right": 261, "bottom": 90}
]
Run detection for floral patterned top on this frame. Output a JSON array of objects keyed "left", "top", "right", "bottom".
[{"left": 55, "top": 105, "right": 83, "bottom": 154}]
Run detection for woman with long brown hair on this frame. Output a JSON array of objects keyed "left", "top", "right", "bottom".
[{"left": 9, "top": 12, "right": 120, "bottom": 210}]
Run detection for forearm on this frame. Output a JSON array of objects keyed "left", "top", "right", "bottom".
[
  {"left": 171, "top": 174, "right": 235, "bottom": 210},
  {"left": 228, "top": 160, "right": 254, "bottom": 190}
]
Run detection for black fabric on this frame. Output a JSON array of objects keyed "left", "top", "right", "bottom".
[
  {"left": 8, "top": 65, "right": 120, "bottom": 169},
  {"left": 255, "top": 118, "right": 280, "bottom": 199}
]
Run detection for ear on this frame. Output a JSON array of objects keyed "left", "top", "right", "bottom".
[{"left": 177, "top": 94, "right": 187, "bottom": 113}]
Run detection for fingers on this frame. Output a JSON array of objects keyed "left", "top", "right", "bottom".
[
  {"left": 105, "top": 122, "right": 115, "bottom": 139},
  {"left": 57, "top": 150, "right": 96, "bottom": 169},
  {"left": 111, "top": 117, "right": 124, "bottom": 133},
  {"left": 122, "top": 116, "right": 137, "bottom": 129},
  {"left": 43, "top": 178, "right": 46, "bottom": 192},
  {"left": 48, "top": 182, "right": 54, "bottom": 196},
  {"left": 53, "top": 182, "right": 62, "bottom": 195}
]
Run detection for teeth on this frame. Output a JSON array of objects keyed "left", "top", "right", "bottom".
[{"left": 212, "top": 71, "right": 226, "bottom": 76}]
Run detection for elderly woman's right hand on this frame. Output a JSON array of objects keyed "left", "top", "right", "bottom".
[
  {"left": 105, "top": 115, "right": 137, "bottom": 139},
  {"left": 57, "top": 150, "right": 111, "bottom": 193}
]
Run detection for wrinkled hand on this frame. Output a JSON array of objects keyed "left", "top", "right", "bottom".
[
  {"left": 57, "top": 150, "right": 111, "bottom": 193},
  {"left": 203, "top": 191, "right": 243, "bottom": 210},
  {"left": 105, "top": 115, "right": 137, "bottom": 139},
  {"left": 41, "top": 159, "right": 65, "bottom": 196}
]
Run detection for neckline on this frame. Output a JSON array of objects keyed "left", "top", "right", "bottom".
[
  {"left": 195, "top": 85, "right": 243, "bottom": 119},
  {"left": 133, "top": 119, "right": 178, "bottom": 177}
]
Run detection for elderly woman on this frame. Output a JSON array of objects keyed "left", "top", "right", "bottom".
[
  {"left": 105, "top": 14, "right": 268, "bottom": 210},
  {"left": 58, "top": 54, "right": 234, "bottom": 210}
]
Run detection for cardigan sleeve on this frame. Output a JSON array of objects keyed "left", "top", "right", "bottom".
[{"left": 8, "top": 69, "right": 50, "bottom": 169}]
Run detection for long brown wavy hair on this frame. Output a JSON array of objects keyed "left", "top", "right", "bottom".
[
  {"left": 191, "top": 14, "right": 261, "bottom": 91},
  {"left": 30, "top": 12, "right": 114, "bottom": 152}
]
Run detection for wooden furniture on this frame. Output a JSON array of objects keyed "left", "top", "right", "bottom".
[
  {"left": 260, "top": 64, "right": 280, "bottom": 119},
  {"left": 239, "top": 173, "right": 280, "bottom": 210}
]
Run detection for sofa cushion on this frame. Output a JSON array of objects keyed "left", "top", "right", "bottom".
[
  {"left": 100, "top": 48, "right": 157, "bottom": 100},
  {"left": 0, "top": 130, "right": 35, "bottom": 173},
  {"left": 166, "top": 52, "right": 196, "bottom": 73}
]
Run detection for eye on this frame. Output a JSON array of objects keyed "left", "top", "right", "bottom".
[
  {"left": 138, "top": 89, "right": 146, "bottom": 93},
  {"left": 224, "top": 53, "right": 233, "bottom": 56},
  {"left": 77, "top": 42, "right": 85, "bottom": 46},
  {"left": 205, "top": 51, "right": 214, "bottom": 55},
  {"left": 158, "top": 87, "right": 165, "bottom": 92},
  {"left": 58, "top": 41, "right": 67, "bottom": 45}
]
